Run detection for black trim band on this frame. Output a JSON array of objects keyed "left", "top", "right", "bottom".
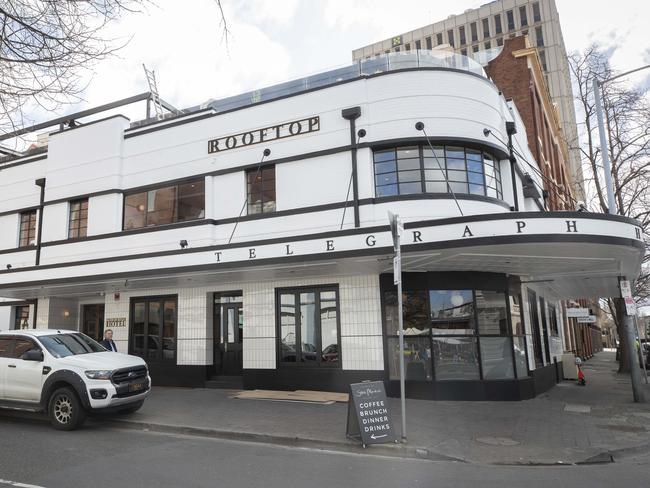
[{"left": 0, "top": 233, "right": 643, "bottom": 290}]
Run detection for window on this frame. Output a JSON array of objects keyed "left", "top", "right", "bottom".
[
  {"left": 13, "top": 305, "right": 30, "bottom": 330},
  {"left": 539, "top": 49, "right": 547, "bottom": 71},
  {"left": 459, "top": 26, "right": 466, "bottom": 45},
  {"left": 394, "top": 46, "right": 400, "bottom": 52},
  {"left": 460, "top": 48, "right": 468, "bottom": 56},
  {"left": 447, "top": 29, "right": 454, "bottom": 47},
  {"left": 436, "top": 33, "right": 443, "bottom": 45},
  {"left": 12, "top": 338, "right": 37, "bottom": 359},
  {"left": 494, "top": 14, "right": 502, "bottom": 34},
  {"left": 130, "top": 296, "right": 177, "bottom": 361},
  {"left": 19, "top": 210, "right": 37, "bottom": 247},
  {"left": 0, "top": 337, "right": 12, "bottom": 357},
  {"left": 123, "top": 178, "right": 205, "bottom": 230},
  {"left": 247, "top": 166, "right": 276, "bottom": 214},
  {"left": 373, "top": 145, "right": 502, "bottom": 199},
  {"left": 472, "top": 45, "right": 479, "bottom": 53},
  {"left": 482, "top": 18, "right": 490, "bottom": 38},
  {"left": 549, "top": 305, "right": 559, "bottom": 335},
  {"left": 384, "top": 288, "right": 518, "bottom": 381},
  {"left": 415, "top": 39, "right": 421, "bottom": 50},
  {"left": 470, "top": 22, "right": 478, "bottom": 42},
  {"left": 506, "top": 10, "right": 515, "bottom": 31},
  {"left": 425, "top": 36, "right": 432, "bottom": 49},
  {"left": 535, "top": 26, "right": 544, "bottom": 46},
  {"left": 40, "top": 333, "right": 105, "bottom": 358},
  {"left": 277, "top": 286, "right": 340, "bottom": 367},
  {"left": 68, "top": 199, "right": 88, "bottom": 239},
  {"left": 532, "top": 2, "right": 541, "bottom": 22},
  {"left": 519, "top": 6, "right": 528, "bottom": 26},
  {"left": 484, "top": 41, "right": 491, "bottom": 49},
  {"left": 497, "top": 37, "right": 503, "bottom": 46},
  {"left": 405, "top": 42, "right": 411, "bottom": 51}
]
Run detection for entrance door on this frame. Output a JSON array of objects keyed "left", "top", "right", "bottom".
[
  {"left": 538, "top": 297, "right": 551, "bottom": 364},
  {"left": 213, "top": 293, "right": 243, "bottom": 376},
  {"left": 82, "top": 304, "right": 105, "bottom": 342}
]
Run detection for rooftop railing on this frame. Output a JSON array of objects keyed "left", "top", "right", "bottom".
[{"left": 206, "top": 50, "right": 487, "bottom": 114}]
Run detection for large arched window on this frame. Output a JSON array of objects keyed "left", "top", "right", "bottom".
[{"left": 373, "top": 144, "right": 503, "bottom": 200}]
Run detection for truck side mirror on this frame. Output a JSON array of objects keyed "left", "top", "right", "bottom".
[{"left": 22, "top": 349, "right": 44, "bottom": 362}]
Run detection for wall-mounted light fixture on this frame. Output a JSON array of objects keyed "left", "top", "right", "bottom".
[
  {"left": 5, "top": 264, "right": 12, "bottom": 270},
  {"left": 63, "top": 309, "right": 70, "bottom": 318},
  {"left": 179, "top": 239, "right": 189, "bottom": 249}
]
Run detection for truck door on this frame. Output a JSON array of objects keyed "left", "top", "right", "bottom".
[{"left": 4, "top": 337, "right": 45, "bottom": 403}]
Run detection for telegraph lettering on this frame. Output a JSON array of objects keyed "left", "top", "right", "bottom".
[
  {"left": 635, "top": 227, "right": 641, "bottom": 239},
  {"left": 412, "top": 230, "right": 422, "bottom": 243},
  {"left": 516, "top": 221, "right": 526, "bottom": 233},
  {"left": 566, "top": 220, "right": 578, "bottom": 233},
  {"left": 462, "top": 225, "right": 473, "bottom": 237},
  {"left": 207, "top": 116, "right": 320, "bottom": 154},
  {"left": 365, "top": 235, "right": 376, "bottom": 247}
]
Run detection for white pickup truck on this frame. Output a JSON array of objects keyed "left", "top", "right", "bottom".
[{"left": 0, "top": 329, "right": 151, "bottom": 430}]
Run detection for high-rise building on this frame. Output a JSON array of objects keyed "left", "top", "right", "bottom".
[{"left": 352, "top": 0, "right": 584, "bottom": 201}]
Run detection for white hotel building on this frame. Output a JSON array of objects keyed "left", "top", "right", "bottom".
[{"left": 0, "top": 52, "right": 643, "bottom": 400}]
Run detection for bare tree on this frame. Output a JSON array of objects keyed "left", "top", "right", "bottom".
[
  {"left": 570, "top": 45, "right": 650, "bottom": 372},
  {"left": 0, "top": 0, "right": 229, "bottom": 142}
]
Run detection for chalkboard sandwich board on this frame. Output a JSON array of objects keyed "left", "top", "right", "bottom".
[{"left": 346, "top": 381, "right": 396, "bottom": 447}]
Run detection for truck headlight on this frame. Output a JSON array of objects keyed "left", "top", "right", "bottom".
[{"left": 85, "top": 370, "right": 113, "bottom": 380}]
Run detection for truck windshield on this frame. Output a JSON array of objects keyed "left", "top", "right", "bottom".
[{"left": 39, "top": 333, "right": 106, "bottom": 358}]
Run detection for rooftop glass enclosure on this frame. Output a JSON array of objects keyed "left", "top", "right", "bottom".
[{"left": 205, "top": 50, "right": 487, "bottom": 114}]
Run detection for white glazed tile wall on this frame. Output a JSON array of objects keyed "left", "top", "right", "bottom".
[{"left": 34, "top": 273, "right": 385, "bottom": 371}]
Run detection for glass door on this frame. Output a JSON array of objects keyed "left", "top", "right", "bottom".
[
  {"left": 130, "top": 296, "right": 177, "bottom": 362},
  {"left": 82, "top": 304, "right": 105, "bottom": 342},
  {"left": 213, "top": 292, "right": 243, "bottom": 376}
]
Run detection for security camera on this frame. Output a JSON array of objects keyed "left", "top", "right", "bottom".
[
  {"left": 415, "top": 122, "right": 425, "bottom": 131},
  {"left": 5, "top": 264, "right": 11, "bottom": 270},
  {"left": 179, "top": 240, "right": 189, "bottom": 249},
  {"left": 576, "top": 201, "right": 588, "bottom": 212},
  {"left": 357, "top": 129, "right": 367, "bottom": 138}
]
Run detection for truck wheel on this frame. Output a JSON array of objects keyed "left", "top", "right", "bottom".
[
  {"left": 119, "top": 400, "right": 144, "bottom": 415},
  {"left": 49, "top": 387, "right": 87, "bottom": 431}
]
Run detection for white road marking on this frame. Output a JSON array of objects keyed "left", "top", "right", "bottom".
[{"left": 0, "top": 480, "right": 47, "bottom": 488}]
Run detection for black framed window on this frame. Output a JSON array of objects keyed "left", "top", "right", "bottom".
[
  {"left": 373, "top": 144, "right": 502, "bottom": 199},
  {"left": 123, "top": 178, "right": 205, "bottom": 230},
  {"left": 68, "top": 199, "right": 88, "bottom": 239},
  {"left": 13, "top": 305, "right": 30, "bottom": 330},
  {"left": 518, "top": 6, "right": 527, "bottom": 27},
  {"left": 506, "top": 10, "right": 515, "bottom": 31},
  {"left": 539, "top": 50, "right": 548, "bottom": 71},
  {"left": 494, "top": 14, "right": 502, "bottom": 34},
  {"left": 436, "top": 33, "right": 443, "bottom": 45},
  {"left": 277, "top": 286, "right": 340, "bottom": 367},
  {"left": 247, "top": 166, "right": 276, "bottom": 214},
  {"left": 482, "top": 18, "right": 490, "bottom": 38},
  {"left": 459, "top": 26, "right": 466, "bottom": 46},
  {"left": 470, "top": 22, "right": 478, "bottom": 42},
  {"left": 532, "top": 2, "right": 541, "bottom": 22},
  {"left": 19, "top": 210, "right": 37, "bottom": 247},
  {"left": 384, "top": 288, "right": 522, "bottom": 382},
  {"left": 484, "top": 41, "right": 491, "bottom": 49},
  {"left": 497, "top": 37, "right": 503, "bottom": 46},
  {"left": 130, "top": 295, "right": 177, "bottom": 362},
  {"left": 535, "top": 26, "right": 544, "bottom": 46},
  {"left": 509, "top": 294, "right": 529, "bottom": 378},
  {"left": 405, "top": 42, "right": 411, "bottom": 51},
  {"left": 549, "top": 305, "right": 559, "bottom": 336},
  {"left": 447, "top": 29, "right": 454, "bottom": 47},
  {"left": 425, "top": 36, "right": 432, "bottom": 49}
]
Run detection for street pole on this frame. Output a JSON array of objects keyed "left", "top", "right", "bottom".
[
  {"left": 634, "top": 315, "right": 649, "bottom": 384},
  {"left": 592, "top": 78, "right": 617, "bottom": 215},
  {"left": 619, "top": 278, "right": 646, "bottom": 402},
  {"left": 388, "top": 211, "right": 406, "bottom": 442}
]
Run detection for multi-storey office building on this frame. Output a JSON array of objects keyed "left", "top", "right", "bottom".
[
  {"left": 0, "top": 51, "right": 642, "bottom": 400},
  {"left": 352, "top": 0, "right": 584, "bottom": 201}
]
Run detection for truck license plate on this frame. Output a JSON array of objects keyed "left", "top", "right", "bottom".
[{"left": 129, "top": 382, "right": 145, "bottom": 392}]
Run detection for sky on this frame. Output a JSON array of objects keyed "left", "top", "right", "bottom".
[{"left": 36, "top": 0, "right": 650, "bottom": 124}]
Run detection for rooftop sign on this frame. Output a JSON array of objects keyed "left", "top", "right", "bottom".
[{"left": 207, "top": 116, "right": 320, "bottom": 154}]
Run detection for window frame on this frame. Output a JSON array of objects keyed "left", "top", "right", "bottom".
[
  {"left": 532, "top": 2, "right": 541, "bottom": 22},
  {"left": 482, "top": 18, "right": 490, "bottom": 39},
  {"left": 506, "top": 10, "right": 515, "bottom": 31},
  {"left": 275, "top": 285, "right": 341, "bottom": 369},
  {"left": 382, "top": 286, "right": 522, "bottom": 382},
  {"left": 13, "top": 306, "right": 30, "bottom": 330},
  {"left": 519, "top": 5, "right": 528, "bottom": 27},
  {"left": 18, "top": 210, "right": 37, "bottom": 247},
  {"left": 494, "top": 14, "right": 502, "bottom": 34},
  {"left": 535, "top": 25, "right": 544, "bottom": 46},
  {"left": 122, "top": 177, "right": 205, "bottom": 230},
  {"left": 129, "top": 294, "right": 178, "bottom": 363},
  {"left": 373, "top": 144, "right": 503, "bottom": 200},
  {"left": 68, "top": 198, "right": 88, "bottom": 239},
  {"left": 470, "top": 22, "right": 478, "bottom": 42},
  {"left": 246, "top": 165, "right": 276, "bottom": 215}
]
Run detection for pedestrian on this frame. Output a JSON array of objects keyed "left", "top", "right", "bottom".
[{"left": 100, "top": 329, "right": 118, "bottom": 352}]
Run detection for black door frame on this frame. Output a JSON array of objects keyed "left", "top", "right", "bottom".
[
  {"left": 129, "top": 295, "right": 178, "bottom": 364},
  {"left": 213, "top": 292, "right": 243, "bottom": 376},
  {"left": 81, "top": 304, "right": 105, "bottom": 342},
  {"left": 527, "top": 289, "right": 544, "bottom": 368},
  {"left": 538, "top": 297, "right": 551, "bottom": 364}
]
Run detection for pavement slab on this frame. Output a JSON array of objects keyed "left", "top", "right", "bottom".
[{"left": 102, "top": 351, "right": 650, "bottom": 465}]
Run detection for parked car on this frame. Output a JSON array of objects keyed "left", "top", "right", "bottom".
[{"left": 0, "top": 329, "right": 150, "bottom": 430}]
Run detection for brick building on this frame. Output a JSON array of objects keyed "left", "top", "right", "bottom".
[{"left": 485, "top": 35, "right": 574, "bottom": 211}]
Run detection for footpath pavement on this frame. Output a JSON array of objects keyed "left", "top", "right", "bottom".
[{"left": 104, "top": 351, "right": 650, "bottom": 465}]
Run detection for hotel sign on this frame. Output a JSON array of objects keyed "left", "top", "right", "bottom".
[{"left": 208, "top": 116, "right": 320, "bottom": 154}]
